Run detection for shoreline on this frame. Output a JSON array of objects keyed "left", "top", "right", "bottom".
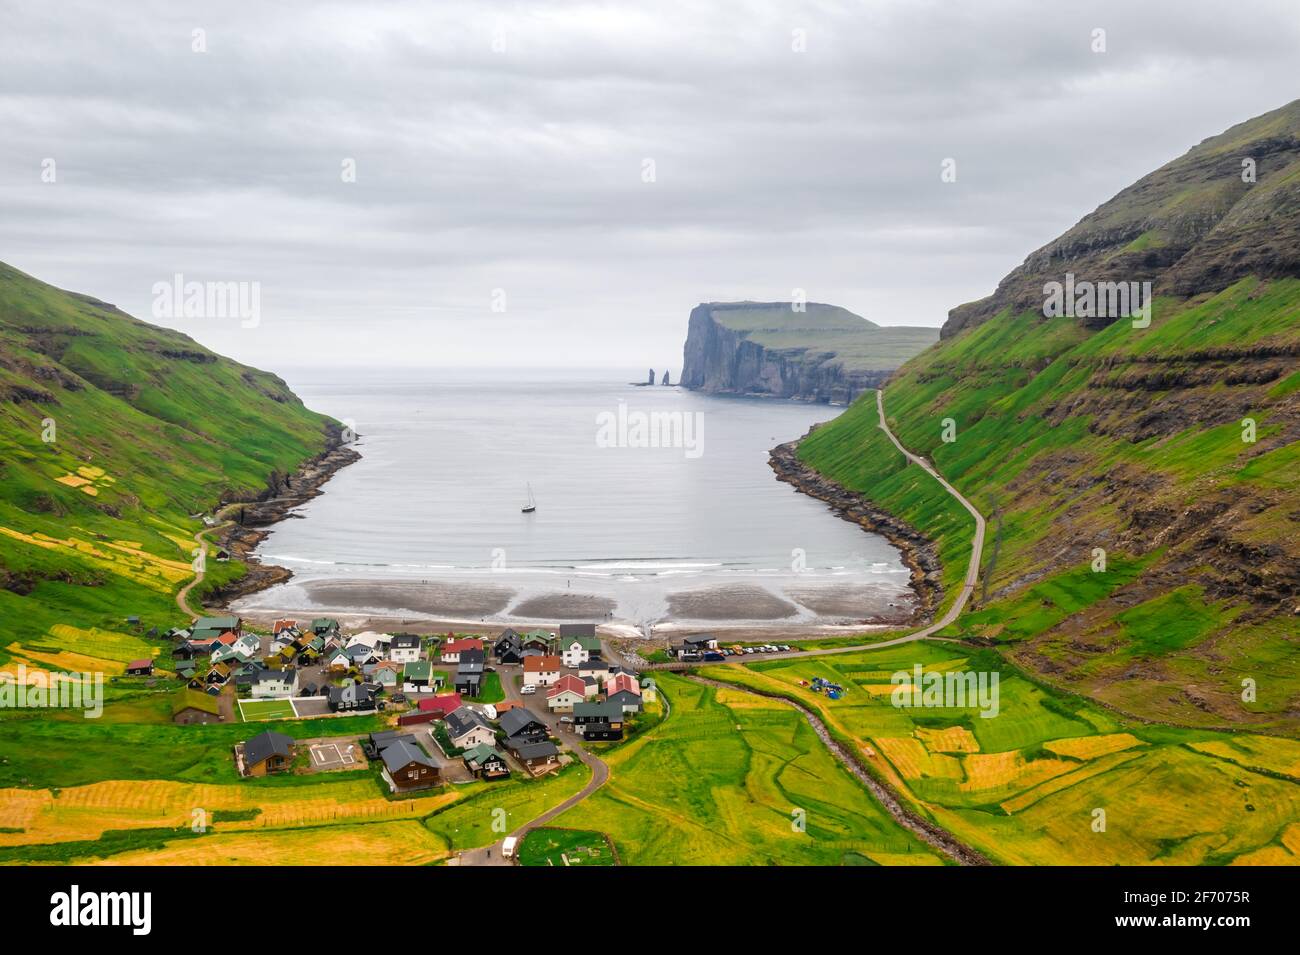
[
  {"left": 768, "top": 424, "right": 943, "bottom": 627},
  {"left": 206, "top": 432, "right": 362, "bottom": 608}
]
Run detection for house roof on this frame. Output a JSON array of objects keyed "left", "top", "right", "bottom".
[
  {"left": 605, "top": 673, "right": 639, "bottom": 695},
  {"left": 606, "top": 689, "right": 641, "bottom": 707},
  {"left": 565, "top": 635, "right": 602, "bottom": 652},
  {"left": 272, "top": 619, "right": 296, "bottom": 633},
  {"left": 513, "top": 741, "right": 559, "bottom": 761},
  {"left": 390, "top": 634, "right": 421, "bottom": 650},
  {"left": 244, "top": 730, "right": 294, "bottom": 767},
  {"left": 463, "top": 743, "right": 505, "bottom": 767},
  {"left": 574, "top": 701, "right": 622, "bottom": 719},
  {"left": 403, "top": 661, "right": 432, "bottom": 680},
  {"left": 327, "top": 683, "right": 375, "bottom": 705},
  {"left": 172, "top": 688, "right": 220, "bottom": 717},
  {"left": 683, "top": 634, "right": 715, "bottom": 646},
  {"left": 194, "top": 615, "right": 239, "bottom": 631},
  {"left": 523, "top": 655, "right": 561, "bottom": 673},
  {"left": 548, "top": 675, "right": 586, "bottom": 698},
  {"left": 499, "top": 708, "right": 545, "bottom": 737},
  {"left": 126, "top": 658, "right": 153, "bottom": 670},
  {"left": 250, "top": 667, "right": 292, "bottom": 685},
  {"left": 444, "top": 706, "right": 491, "bottom": 739},
  {"left": 381, "top": 739, "right": 436, "bottom": 774},
  {"left": 417, "top": 692, "right": 462, "bottom": 714},
  {"left": 558, "top": 623, "right": 596, "bottom": 639},
  {"left": 441, "top": 637, "right": 484, "bottom": 655}
]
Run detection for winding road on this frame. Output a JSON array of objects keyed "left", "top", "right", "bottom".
[{"left": 176, "top": 521, "right": 230, "bottom": 618}]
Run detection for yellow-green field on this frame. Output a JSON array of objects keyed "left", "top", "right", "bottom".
[
  {"left": 549, "top": 672, "right": 944, "bottom": 865},
  {"left": 707, "top": 643, "right": 1300, "bottom": 865}
]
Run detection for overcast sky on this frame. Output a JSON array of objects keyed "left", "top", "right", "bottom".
[{"left": 2, "top": 0, "right": 1299, "bottom": 373}]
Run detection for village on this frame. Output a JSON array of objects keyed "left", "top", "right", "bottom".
[{"left": 156, "top": 615, "right": 675, "bottom": 821}]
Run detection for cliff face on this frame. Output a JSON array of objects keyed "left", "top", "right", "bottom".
[
  {"left": 680, "top": 302, "right": 936, "bottom": 404},
  {"left": 944, "top": 98, "right": 1300, "bottom": 339}
]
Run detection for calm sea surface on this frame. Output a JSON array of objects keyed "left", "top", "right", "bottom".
[{"left": 234, "top": 369, "right": 911, "bottom": 626}]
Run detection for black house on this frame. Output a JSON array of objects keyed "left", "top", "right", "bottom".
[
  {"left": 328, "top": 682, "right": 377, "bottom": 713},
  {"left": 499, "top": 707, "right": 549, "bottom": 744},
  {"left": 494, "top": 629, "right": 524, "bottom": 664}
]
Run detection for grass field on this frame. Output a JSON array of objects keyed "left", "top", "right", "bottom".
[
  {"left": 518, "top": 827, "right": 617, "bottom": 867},
  {"left": 238, "top": 699, "right": 297, "bottom": 722},
  {"left": 550, "top": 672, "right": 944, "bottom": 866},
  {"left": 707, "top": 643, "right": 1300, "bottom": 866}
]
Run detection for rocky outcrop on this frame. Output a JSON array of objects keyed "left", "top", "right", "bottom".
[
  {"left": 680, "top": 302, "right": 935, "bottom": 404},
  {"left": 769, "top": 428, "right": 942, "bottom": 624}
]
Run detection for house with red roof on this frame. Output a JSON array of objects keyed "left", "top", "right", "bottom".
[
  {"left": 605, "top": 672, "right": 640, "bottom": 698},
  {"left": 522, "top": 655, "right": 562, "bottom": 687},
  {"left": 417, "top": 693, "right": 463, "bottom": 717},
  {"left": 546, "top": 674, "right": 586, "bottom": 712},
  {"left": 440, "top": 637, "right": 484, "bottom": 664}
]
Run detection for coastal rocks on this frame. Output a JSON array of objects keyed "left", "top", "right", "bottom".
[
  {"left": 768, "top": 431, "right": 942, "bottom": 625},
  {"left": 206, "top": 436, "right": 360, "bottom": 606}
]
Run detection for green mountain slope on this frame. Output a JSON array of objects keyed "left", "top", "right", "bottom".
[
  {"left": 946, "top": 98, "right": 1300, "bottom": 338},
  {"left": 0, "top": 261, "right": 339, "bottom": 666},
  {"left": 801, "top": 107, "right": 1300, "bottom": 731}
]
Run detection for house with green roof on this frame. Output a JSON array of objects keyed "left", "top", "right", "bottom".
[
  {"left": 402, "top": 660, "right": 440, "bottom": 692},
  {"left": 462, "top": 743, "right": 510, "bottom": 779}
]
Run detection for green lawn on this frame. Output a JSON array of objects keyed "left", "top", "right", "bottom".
[
  {"left": 467, "top": 671, "right": 504, "bottom": 704},
  {"left": 518, "top": 827, "right": 617, "bottom": 867},
  {"left": 238, "top": 698, "right": 297, "bottom": 722}
]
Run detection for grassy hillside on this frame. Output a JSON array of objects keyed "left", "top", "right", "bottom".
[
  {"left": 0, "top": 261, "right": 337, "bottom": 672},
  {"left": 800, "top": 107, "right": 1300, "bottom": 731}
]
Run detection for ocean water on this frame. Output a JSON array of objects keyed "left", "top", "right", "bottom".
[{"left": 233, "top": 368, "right": 912, "bottom": 627}]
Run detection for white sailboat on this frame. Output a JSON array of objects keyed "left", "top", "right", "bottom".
[{"left": 521, "top": 483, "right": 536, "bottom": 514}]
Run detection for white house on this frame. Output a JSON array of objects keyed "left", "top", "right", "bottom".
[
  {"left": 388, "top": 634, "right": 422, "bottom": 664},
  {"left": 561, "top": 635, "right": 602, "bottom": 668},
  {"left": 523, "top": 655, "right": 562, "bottom": 687},
  {"left": 444, "top": 707, "right": 496, "bottom": 750},
  {"left": 250, "top": 668, "right": 299, "bottom": 699},
  {"left": 546, "top": 675, "right": 586, "bottom": 713}
]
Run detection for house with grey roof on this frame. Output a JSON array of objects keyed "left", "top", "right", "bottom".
[{"left": 380, "top": 739, "right": 439, "bottom": 791}]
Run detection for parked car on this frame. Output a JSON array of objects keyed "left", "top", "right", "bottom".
[{"left": 520, "top": 684, "right": 537, "bottom": 695}]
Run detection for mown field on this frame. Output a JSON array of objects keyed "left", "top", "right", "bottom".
[
  {"left": 550, "top": 672, "right": 944, "bottom": 865},
  {"left": 706, "top": 642, "right": 1300, "bottom": 866}
]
